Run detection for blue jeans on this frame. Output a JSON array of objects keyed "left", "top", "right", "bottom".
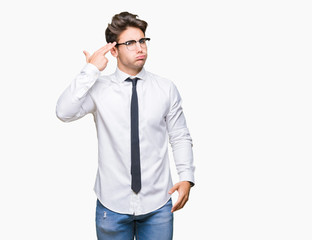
[{"left": 96, "top": 199, "right": 173, "bottom": 240}]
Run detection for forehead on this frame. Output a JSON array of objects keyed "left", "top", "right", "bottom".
[{"left": 118, "top": 27, "right": 145, "bottom": 42}]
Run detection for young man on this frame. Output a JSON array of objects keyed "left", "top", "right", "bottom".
[{"left": 56, "top": 12, "right": 195, "bottom": 240}]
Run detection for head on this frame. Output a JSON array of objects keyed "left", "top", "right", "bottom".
[{"left": 105, "top": 12, "right": 149, "bottom": 76}]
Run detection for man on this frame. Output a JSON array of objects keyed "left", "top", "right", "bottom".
[{"left": 56, "top": 11, "right": 195, "bottom": 240}]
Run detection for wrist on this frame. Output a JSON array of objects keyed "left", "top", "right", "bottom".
[{"left": 188, "top": 181, "right": 194, "bottom": 187}]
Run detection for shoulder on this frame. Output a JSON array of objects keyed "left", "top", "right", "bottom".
[
  {"left": 89, "top": 73, "right": 114, "bottom": 94},
  {"left": 97, "top": 73, "right": 114, "bottom": 83},
  {"left": 145, "top": 70, "right": 177, "bottom": 90}
]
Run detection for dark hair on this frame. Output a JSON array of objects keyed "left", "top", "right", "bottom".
[{"left": 105, "top": 12, "right": 148, "bottom": 43}]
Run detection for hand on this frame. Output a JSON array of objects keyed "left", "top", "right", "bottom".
[
  {"left": 83, "top": 42, "right": 116, "bottom": 71},
  {"left": 168, "top": 181, "right": 192, "bottom": 213}
]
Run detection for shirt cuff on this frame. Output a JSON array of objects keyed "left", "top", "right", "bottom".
[
  {"left": 179, "top": 171, "right": 195, "bottom": 186},
  {"left": 82, "top": 63, "right": 100, "bottom": 76}
]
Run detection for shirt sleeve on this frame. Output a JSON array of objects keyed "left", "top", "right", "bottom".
[
  {"left": 166, "top": 82, "right": 195, "bottom": 185},
  {"left": 56, "top": 63, "right": 100, "bottom": 122}
]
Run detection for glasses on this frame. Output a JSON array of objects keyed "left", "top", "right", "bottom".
[{"left": 116, "top": 38, "right": 150, "bottom": 51}]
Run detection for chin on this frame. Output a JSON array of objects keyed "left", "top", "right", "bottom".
[{"left": 134, "top": 61, "right": 146, "bottom": 68}]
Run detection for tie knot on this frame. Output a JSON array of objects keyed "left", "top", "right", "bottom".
[{"left": 125, "top": 77, "right": 139, "bottom": 87}]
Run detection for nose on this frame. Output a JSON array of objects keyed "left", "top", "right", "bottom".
[{"left": 135, "top": 41, "right": 143, "bottom": 51}]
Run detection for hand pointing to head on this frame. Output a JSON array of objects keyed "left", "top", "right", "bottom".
[{"left": 83, "top": 42, "right": 116, "bottom": 71}]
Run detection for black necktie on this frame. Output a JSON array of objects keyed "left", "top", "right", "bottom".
[{"left": 126, "top": 77, "right": 141, "bottom": 194}]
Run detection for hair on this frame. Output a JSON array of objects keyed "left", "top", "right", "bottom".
[{"left": 105, "top": 12, "right": 148, "bottom": 43}]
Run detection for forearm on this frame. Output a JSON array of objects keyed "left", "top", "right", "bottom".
[
  {"left": 56, "top": 63, "right": 99, "bottom": 122},
  {"left": 169, "top": 128, "right": 195, "bottom": 184}
]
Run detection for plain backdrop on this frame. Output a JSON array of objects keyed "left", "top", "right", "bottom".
[{"left": 0, "top": 0, "right": 311, "bottom": 239}]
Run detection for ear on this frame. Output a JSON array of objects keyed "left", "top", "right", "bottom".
[{"left": 110, "top": 47, "right": 118, "bottom": 58}]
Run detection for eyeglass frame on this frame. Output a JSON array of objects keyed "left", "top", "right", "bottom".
[{"left": 115, "top": 38, "right": 151, "bottom": 50}]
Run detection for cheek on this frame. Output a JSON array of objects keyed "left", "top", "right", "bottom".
[{"left": 120, "top": 52, "right": 135, "bottom": 62}]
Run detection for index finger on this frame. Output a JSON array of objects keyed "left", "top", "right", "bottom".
[
  {"left": 98, "top": 42, "right": 116, "bottom": 55},
  {"left": 171, "top": 194, "right": 183, "bottom": 212}
]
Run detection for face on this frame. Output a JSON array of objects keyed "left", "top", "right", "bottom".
[{"left": 111, "top": 27, "right": 148, "bottom": 76}]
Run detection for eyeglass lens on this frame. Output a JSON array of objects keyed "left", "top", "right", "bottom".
[{"left": 126, "top": 38, "right": 149, "bottom": 50}]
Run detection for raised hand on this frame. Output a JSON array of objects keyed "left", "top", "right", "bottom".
[{"left": 83, "top": 42, "right": 116, "bottom": 71}]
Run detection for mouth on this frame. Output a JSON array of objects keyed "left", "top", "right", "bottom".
[{"left": 136, "top": 55, "right": 146, "bottom": 60}]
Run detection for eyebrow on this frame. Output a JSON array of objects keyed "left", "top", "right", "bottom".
[{"left": 122, "top": 38, "right": 145, "bottom": 42}]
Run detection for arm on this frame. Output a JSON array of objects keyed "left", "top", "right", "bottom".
[
  {"left": 166, "top": 82, "right": 195, "bottom": 212},
  {"left": 56, "top": 42, "right": 116, "bottom": 122},
  {"left": 56, "top": 63, "right": 99, "bottom": 122}
]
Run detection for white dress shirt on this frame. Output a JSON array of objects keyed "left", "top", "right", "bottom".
[{"left": 56, "top": 63, "right": 195, "bottom": 215}]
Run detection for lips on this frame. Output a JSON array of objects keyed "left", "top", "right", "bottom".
[{"left": 136, "top": 55, "right": 146, "bottom": 60}]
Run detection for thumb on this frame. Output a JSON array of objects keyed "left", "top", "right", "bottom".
[
  {"left": 168, "top": 183, "right": 179, "bottom": 194},
  {"left": 83, "top": 50, "right": 90, "bottom": 62}
]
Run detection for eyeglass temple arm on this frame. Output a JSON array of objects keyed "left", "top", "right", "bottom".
[{"left": 115, "top": 38, "right": 150, "bottom": 46}]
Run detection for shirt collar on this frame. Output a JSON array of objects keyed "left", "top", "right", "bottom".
[{"left": 114, "top": 67, "right": 147, "bottom": 83}]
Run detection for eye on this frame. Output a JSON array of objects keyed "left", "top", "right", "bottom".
[
  {"left": 125, "top": 40, "right": 136, "bottom": 46},
  {"left": 139, "top": 38, "right": 146, "bottom": 44}
]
